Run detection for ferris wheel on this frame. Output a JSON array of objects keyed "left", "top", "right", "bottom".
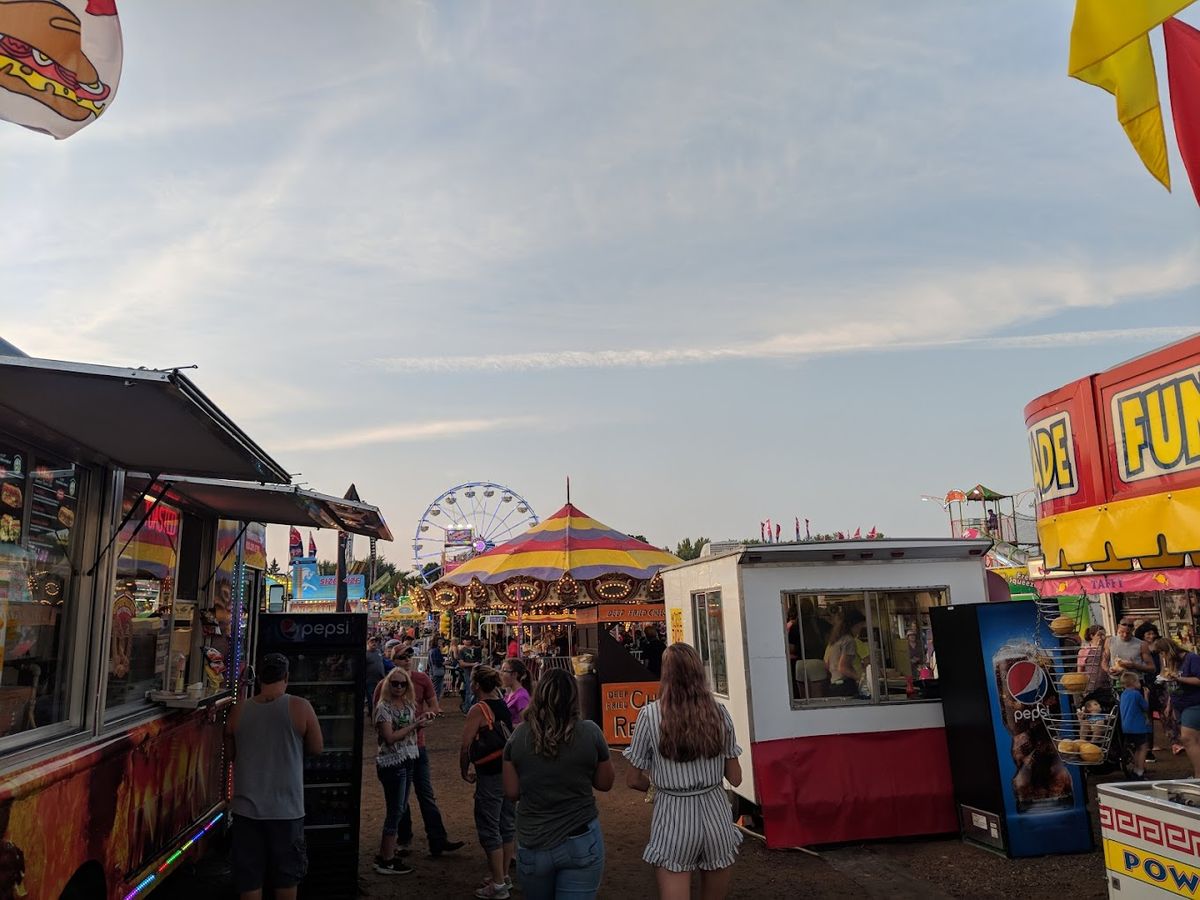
[{"left": 412, "top": 481, "right": 538, "bottom": 585}]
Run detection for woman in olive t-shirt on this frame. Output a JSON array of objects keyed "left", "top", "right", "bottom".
[{"left": 502, "top": 669, "right": 615, "bottom": 900}]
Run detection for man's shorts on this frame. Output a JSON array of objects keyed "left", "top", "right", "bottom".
[{"left": 231, "top": 815, "right": 307, "bottom": 892}]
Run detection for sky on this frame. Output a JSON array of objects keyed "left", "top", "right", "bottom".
[{"left": 2, "top": 1, "right": 1198, "bottom": 569}]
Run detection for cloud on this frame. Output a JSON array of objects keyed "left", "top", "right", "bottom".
[
  {"left": 366, "top": 325, "right": 1199, "bottom": 374},
  {"left": 276, "top": 416, "right": 542, "bottom": 452},
  {"left": 367, "top": 245, "right": 1200, "bottom": 373}
]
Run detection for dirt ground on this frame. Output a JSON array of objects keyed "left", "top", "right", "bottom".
[
  {"left": 354, "top": 709, "right": 1182, "bottom": 900},
  {"left": 163, "top": 708, "right": 1191, "bottom": 899}
]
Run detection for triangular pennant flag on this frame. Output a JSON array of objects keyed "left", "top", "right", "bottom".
[{"left": 1165, "top": 17, "right": 1200, "bottom": 205}]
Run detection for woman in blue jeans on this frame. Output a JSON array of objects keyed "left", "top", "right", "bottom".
[
  {"left": 374, "top": 668, "right": 433, "bottom": 875},
  {"left": 503, "top": 668, "right": 615, "bottom": 899}
]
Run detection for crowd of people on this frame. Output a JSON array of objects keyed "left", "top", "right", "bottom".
[
  {"left": 362, "top": 629, "right": 740, "bottom": 899},
  {"left": 1074, "top": 615, "right": 1200, "bottom": 778}
]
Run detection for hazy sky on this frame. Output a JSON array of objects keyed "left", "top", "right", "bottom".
[{"left": 3, "top": 1, "right": 1198, "bottom": 567}]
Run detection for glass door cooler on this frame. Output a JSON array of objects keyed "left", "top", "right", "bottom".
[{"left": 257, "top": 613, "right": 366, "bottom": 899}]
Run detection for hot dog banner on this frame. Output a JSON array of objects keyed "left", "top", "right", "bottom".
[{"left": 0, "top": 0, "right": 122, "bottom": 139}]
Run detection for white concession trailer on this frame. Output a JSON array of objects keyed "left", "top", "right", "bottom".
[{"left": 660, "top": 538, "right": 992, "bottom": 848}]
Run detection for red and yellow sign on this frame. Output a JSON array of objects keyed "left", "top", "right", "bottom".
[
  {"left": 575, "top": 604, "right": 665, "bottom": 626},
  {"left": 1027, "top": 334, "right": 1200, "bottom": 568},
  {"left": 602, "top": 680, "right": 659, "bottom": 745}
]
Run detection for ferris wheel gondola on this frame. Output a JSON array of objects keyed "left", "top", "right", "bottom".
[{"left": 412, "top": 481, "right": 538, "bottom": 586}]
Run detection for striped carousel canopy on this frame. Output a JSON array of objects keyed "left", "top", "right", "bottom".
[{"left": 440, "top": 503, "right": 680, "bottom": 586}]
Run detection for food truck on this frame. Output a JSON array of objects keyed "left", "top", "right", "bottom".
[
  {"left": 660, "top": 537, "right": 992, "bottom": 849},
  {"left": 0, "top": 353, "right": 391, "bottom": 900}
]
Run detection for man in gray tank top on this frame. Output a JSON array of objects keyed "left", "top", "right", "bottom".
[
  {"left": 225, "top": 653, "right": 323, "bottom": 900},
  {"left": 1104, "top": 617, "right": 1155, "bottom": 679}
]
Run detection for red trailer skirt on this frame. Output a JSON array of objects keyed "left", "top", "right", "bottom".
[{"left": 750, "top": 727, "right": 956, "bottom": 848}]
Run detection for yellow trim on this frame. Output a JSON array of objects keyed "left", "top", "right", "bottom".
[
  {"left": 1039, "top": 484, "right": 1200, "bottom": 568},
  {"left": 1103, "top": 837, "right": 1200, "bottom": 897}
]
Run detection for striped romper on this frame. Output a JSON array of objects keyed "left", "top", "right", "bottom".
[{"left": 623, "top": 700, "right": 743, "bottom": 873}]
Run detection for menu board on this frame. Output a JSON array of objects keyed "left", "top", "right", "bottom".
[
  {"left": 26, "top": 461, "right": 76, "bottom": 564},
  {"left": 0, "top": 448, "right": 25, "bottom": 546}
]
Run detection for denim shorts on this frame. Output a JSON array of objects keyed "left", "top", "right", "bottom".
[
  {"left": 1181, "top": 706, "right": 1200, "bottom": 731},
  {"left": 230, "top": 815, "right": 307, "bottom": 893}
]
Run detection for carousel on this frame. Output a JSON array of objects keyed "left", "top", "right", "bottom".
[{"left": 410, "top": 502, "right": 679, "bottom": 744}]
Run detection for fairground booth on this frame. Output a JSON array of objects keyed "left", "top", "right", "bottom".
[
  {"left": 660, "top": 538, "right": 993, "bottom": 849},
  {"left": 0, "top": 352, "right": 391, "bottom": 900},
  {"left": 419, "top": 502, "right": 679, "bottom": 743},
  {"left": 1025, "top": 332, "right": 1200, "bottom": 646}
]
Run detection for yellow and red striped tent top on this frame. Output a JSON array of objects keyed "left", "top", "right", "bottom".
[{"left": 441, "top": 503, "right": 680, "bottom": 585}]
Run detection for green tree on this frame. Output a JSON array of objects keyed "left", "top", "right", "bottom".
[
  {"left": 674, "top": 537, "right": 709, "bottom": 561},
  {"left": 267, "top": 557, "right": 281, "bottom": 576},
  {"left": 317, "top": 559, "right": 336, "bottom": 575}
]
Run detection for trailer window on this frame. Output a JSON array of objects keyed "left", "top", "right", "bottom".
[
  {"left": 106, "top": 492, "right": 184, "bottom": 713},
  {"left": 691, "top": 590, "right": 728, "bottom": 695},
  {"left": 784, "top": 589, "right": 947, "bottom": 706},
  {"left": 0, "top": 446, "right": 84, "bottom": 741}
]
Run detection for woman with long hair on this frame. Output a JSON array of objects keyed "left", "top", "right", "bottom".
[
  {"left": 461, "top": 665, "right": 516, "bottom": 899},
  {"left": 1158, "top": 639, "right": 1200, "bottom": 776},
  {"left": 624, "top": 643, "right": 743, "bottom": 899},
  {"left": 501, "top": 658, "right": 533, "bottom": 725},
  {"left": 374, "top": 667, "right": 433, "bottom": 875},
  {"left": 1153, "top": 637, "right": 1186, "bottom": 755},
  {"left": 502, "top": 668, "right": 614, "bottom": 899},
  {"left": 823, "top": 607, "right": 866, "bottom": 698}
]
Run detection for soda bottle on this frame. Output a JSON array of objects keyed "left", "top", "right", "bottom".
[{"left": 991, "top": 640, "right": 1074, "bottom": 813}]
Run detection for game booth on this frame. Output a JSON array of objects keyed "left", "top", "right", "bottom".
[
  {"left": 660, "top": 538, "right": 997, "bottom": 849},
  {"left": 1024, "top": 332, "right": 1200, "bottom": 893},
  {"left": 423, "top": 502, "right": 678, "bottom": 743}
]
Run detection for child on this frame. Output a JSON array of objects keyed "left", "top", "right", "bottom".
[{"left": 1119, "top": 670, "right": 1152, "bottom": 779}]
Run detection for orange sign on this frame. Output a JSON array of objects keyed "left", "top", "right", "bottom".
[
  {"left": 602, "top": 680, "right": 659, "bottom": 745},
  {"left": 575, "top": 604, "right": 665, "bottom": 625}
]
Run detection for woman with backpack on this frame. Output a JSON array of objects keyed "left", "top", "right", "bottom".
[
  {"left": 625, "top": 642, "right": 743, "bottom": 900},
  {"left": 461, "top": 665, "right": 516, "bottom": 899},
  {"left": 502, "top": 668, "right": 614, "bottom": 899}
]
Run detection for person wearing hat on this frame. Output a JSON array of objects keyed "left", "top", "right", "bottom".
[{"left": 225, "top": 653, "right": 323, "bottom": 899}]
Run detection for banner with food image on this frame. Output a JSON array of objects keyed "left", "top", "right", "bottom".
[{"left": 0, "top": 0, "right": 123, "bottom": 139}]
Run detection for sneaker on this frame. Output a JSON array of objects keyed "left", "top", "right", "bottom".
[
  {"left": 1147, "top": 752, "right": 1158, "bottom": 763},
  {"left": 430, "top": 839, "right": 465, "bottom": 857},
  {"left": 474, "top": 882, "right": 510, "bottom": 899},
  {"left": 374, "top": 856, "right": 414, "bottom": 875}
]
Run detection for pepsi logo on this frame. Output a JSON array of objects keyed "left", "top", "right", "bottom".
[
  {"left": 1006, "top": 659, "right": 1048, "bottom": 705},
  {"left": 279, "top": 618, "right": 299, "bottom": 640},
  {"left": 275, "top": 617, "right": 351, "bottom": 642}
]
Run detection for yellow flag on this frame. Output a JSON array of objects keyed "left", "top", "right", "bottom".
[
  {"left": 1074, "top": 35, "right": 1171, "bottom": 189},
  {"left": 1069, "top": 0, "right": 1195, "bottom": 73}
]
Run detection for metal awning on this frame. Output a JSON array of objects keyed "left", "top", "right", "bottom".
[
  {"left": 126, "top": 475, "right": 394, "bottom": 541},
  {"left": 0, "top": 355, "right": 290, "bottom": 483}
]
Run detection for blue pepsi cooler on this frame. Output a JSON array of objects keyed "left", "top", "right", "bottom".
[{"left": 932, "top": 601, "right": 1092, "bottom": 857}]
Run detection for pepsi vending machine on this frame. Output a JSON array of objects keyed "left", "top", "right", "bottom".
[
  {"left": 931, "top": 601, "right": 1092, "bottom": 857},
  {"left": 257, "top": 613, "right": 367, "bottom": 899}
]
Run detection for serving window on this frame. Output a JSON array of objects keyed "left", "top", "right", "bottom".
[
  {"left": 783, "top": 588, "right": 947, "bottom": 706},
  {"left": 0, "top": 440, "right": 85, "bottom": 740},
  {"left": 692, "top": 590, "right": 728, "bottom": 696}
]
